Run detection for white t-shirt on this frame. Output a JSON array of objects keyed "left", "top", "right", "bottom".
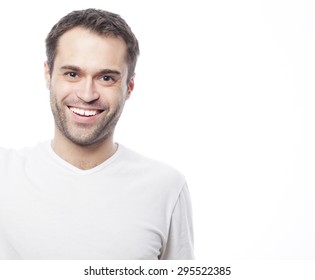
[{"left": 0, "top": 142, "right": 194, "bottom": 260}]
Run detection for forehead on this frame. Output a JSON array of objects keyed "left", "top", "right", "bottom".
[{"left": 55, "top": 27, "right": 128, "bottom": 71}]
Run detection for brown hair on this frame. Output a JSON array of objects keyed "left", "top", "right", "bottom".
[{"left": 45, "top": 8, "right": 140, "bottom": 81}]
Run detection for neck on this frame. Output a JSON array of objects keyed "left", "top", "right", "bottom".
[{"left": 51, "top": 131, "right": 117, "bottom": 170}]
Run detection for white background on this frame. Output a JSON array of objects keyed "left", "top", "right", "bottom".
[{"left": 0, "top": 0, "right": 315, "bottom": 260}]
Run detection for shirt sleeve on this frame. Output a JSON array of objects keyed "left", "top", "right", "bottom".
[{"left": 160, "top": 183, "right": 194, "bottom": 260}]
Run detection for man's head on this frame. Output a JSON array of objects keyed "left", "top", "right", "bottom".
[
  {"left": 44, "top": 9, "right": 140, "bottom": 147},
  {"left": 45, "top": 8, "right": 139, "bottom": 82}
]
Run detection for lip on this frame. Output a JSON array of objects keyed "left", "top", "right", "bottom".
[{"left": 67, "top": 106, "right": 104, "bottom": 124}]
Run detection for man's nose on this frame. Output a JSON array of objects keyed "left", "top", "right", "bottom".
[{"left": 76, "top": 78, "right": 100, "bottom": 102}]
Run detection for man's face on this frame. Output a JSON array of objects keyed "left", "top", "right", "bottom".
[{"left": 45, "top": 27, "right": 134, "bottom": 146}]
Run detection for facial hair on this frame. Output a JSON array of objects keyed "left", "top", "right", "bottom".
[{"left": 50, "top": 92, "right": 125, "bottom": 147}]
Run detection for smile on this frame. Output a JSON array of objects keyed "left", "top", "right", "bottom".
[{"left": 68, "top": 106, "right": 103, "bottom": 117}]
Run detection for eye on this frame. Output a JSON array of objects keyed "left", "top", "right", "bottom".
[
  {"left": 100, "top": 75, "right": 116, "bottom": 86},
  {"left": 65, "top": 72, "right": 78, "bottom": 78},
  {"left": 102, "top": 75, "right": 114, "bottom": 82}
]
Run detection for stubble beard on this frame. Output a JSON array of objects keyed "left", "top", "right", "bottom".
[{"left": 50, "top": 92, "right": 124, "bottom": 147}]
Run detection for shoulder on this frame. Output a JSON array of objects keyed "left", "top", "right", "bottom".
[
  {"left": 120, "top": 145, "right": 185, "bottom": 178},
  {"left": 0, "top": 142, "right": 48, "bottom": 169},
  {"left": 0, "top": 147, "right": 11, "bottom": 166},
  {"left": 0, "top": 147, "right": 24, "bottom": 180},
  {"left": 0, "top": 147, "right": 21, "bottom": 166},
  {"left": 118, "top": 145, "right": 187, "bottom": 194}
]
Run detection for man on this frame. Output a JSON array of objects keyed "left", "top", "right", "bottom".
[{"left": 0, "top": 8, "right": 194, "bottom": 260}]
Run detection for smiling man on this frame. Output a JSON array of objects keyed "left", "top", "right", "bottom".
[
  {"left": 46, "top": 26, "right": 132, "bottom": 169},
  {"left": 0, "top": 8, "right": 194, "bottom": 260}
]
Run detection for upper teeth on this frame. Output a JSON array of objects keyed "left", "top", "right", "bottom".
[{"left": 70, "top": 107, "right": 98, "bottom": 116}]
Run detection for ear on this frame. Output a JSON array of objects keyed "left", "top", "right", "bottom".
[
  {"left": 44, "top": 61, "right": 51, "bottom": 89},
  {"left": 126, "top": 75, "right": 135, "bottom": 99}
]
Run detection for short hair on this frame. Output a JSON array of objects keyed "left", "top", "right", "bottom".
[{"left": 45, "top": 8, "right": 140, "bottom": 81}]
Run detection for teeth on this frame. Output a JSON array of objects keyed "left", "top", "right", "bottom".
[{"left": 69, "top": 107, "right": 98, "bottom": 116}]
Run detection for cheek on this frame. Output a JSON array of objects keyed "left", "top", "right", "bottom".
[
  {"left": 105, "top": 95, "right": 125, "bottom": 115},
  {"left": 51, "top": 82, "right": 74, "bottom": 101},
  {"left": 104, "top": 86, "right": 128, "bottom": 104},
  {"left": 107, "top": 95, "right": 123, "bottom": 108}
]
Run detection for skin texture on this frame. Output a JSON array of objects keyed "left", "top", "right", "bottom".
[{"left": 44, "top": 27, "right": 134, "bottom": 170}]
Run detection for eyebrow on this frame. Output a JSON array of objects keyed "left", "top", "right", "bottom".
[{"left": 60, "top": 65, "right": 122, "bottom": 76}]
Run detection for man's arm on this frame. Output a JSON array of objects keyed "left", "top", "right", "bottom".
[{"left": 160, "top": 183, "right": 194, "bottom": 259}]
